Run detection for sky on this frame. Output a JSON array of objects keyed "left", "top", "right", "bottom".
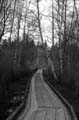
[
  {"left": 38, "top": 0, "right": 53, "bottom": 46},
  {"left": 39, "top": 0, "right": 79, "bottom": 46},
  {"left": 23, "top": 0, "right": 53, "bottom": 46},
  {"left": 2, "top": 0, "right": 57, "bottom": 47},
  {"left": 2, "top": 0, "right": 79, "bottom": 47},
  {"left": 39, "top": 0, "right": 58, "bottom": 46}
]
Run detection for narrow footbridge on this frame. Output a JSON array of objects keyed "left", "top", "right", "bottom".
[{"left": 7, "top": 69, "right": 78, "bottom": 120}]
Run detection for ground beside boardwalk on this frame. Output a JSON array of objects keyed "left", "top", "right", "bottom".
[{"left": 43, "top": 69, "right": 79, "bottom": 120}]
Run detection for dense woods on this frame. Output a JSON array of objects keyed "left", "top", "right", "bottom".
[{"left": 0, "top": 0, "right": 79, "bottom": 119}]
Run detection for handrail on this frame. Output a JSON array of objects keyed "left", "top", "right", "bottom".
[
  {"left": 7, "top": 71, "right": 35, "bottom": 120},
  {"left": 42, "top": 70, "right": 78, "bottom": 120},
  {"left": 7, "top": 68, "right": 78, "bottom": 120}
]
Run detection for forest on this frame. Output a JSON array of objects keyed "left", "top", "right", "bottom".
[{"left": 0, "top": 0, "right": 79, "bottom": 119}]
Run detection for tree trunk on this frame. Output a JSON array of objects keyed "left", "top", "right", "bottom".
[
  {"left": 37, "top": 41, "right": 40, "bottom": 66},
  {"left": 63, "top": 0, "right": 67, "bottom": 73},
  {"left": 0, "top": 1, "right": 6, "bottom": 42},
  {"left": 57, "top": 0, "right": 63, "bottom": 74},
  {"left": 37, "top": 0, "right": 43, "bottom": 44},
  {"left": 10, "top": 0, "right": 17, "bottom": 42},
  {"left": 52, "top": 0, "right": 55, "bottom": 67}
]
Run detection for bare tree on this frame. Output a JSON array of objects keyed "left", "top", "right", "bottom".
[
  {"left": 51, "top": 0, "right": 55, "bottom": 67},
  {"left": 9, "top": 0, "right": 17, "bottom": 42},
  {"left": 0, "top": 0, "right": 12, "bottom": 41},
  {"left": 18, "top": 0, "right": 31, "bottom": 65},
  {"left": 36, "top": 0, "right": 43, "bottom": 44},
  {"left": 57, "top": 0, "right": 63, "bottom": 74}
]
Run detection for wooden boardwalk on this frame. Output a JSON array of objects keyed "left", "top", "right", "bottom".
[{"left": 17, "top": 70, "right": 72, "bottom": 120}]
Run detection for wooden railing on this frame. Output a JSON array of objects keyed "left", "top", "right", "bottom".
[
  {"left": 7, "top": 70, "right": 36, "bottom": 120},
  {"left": 42, "top": 69, "right": 78, "bottom": 120}
]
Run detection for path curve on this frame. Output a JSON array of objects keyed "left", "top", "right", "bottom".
[{"left": 17, "top": 69, "right": 72, "bottom": 120}]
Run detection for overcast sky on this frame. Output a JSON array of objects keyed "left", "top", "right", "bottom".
[{"left": 3, "top": 0, "right": 79, "bottom": 47}]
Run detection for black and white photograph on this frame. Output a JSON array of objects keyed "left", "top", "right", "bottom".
[{"left": 0, "top": 0, "right": 79, "bottom": 119}]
